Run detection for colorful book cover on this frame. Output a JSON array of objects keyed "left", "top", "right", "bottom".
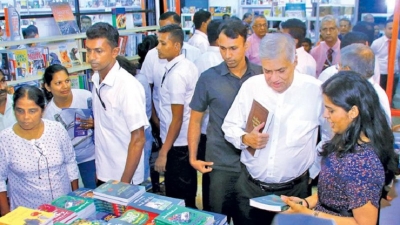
[
  {"left": 249, "top": 194, "right": 290, "bottom": 212},
  {"left": 155, "top": 205, "right": 214, "bottom": 225},
  {"left": 127, "top": 192, "right": 185, "bottom": 215},
  {"left": 93, "top": 180, "right": 146, "bottom": 204},
  {"left": 0, "top": 51, "right": 13, "bottom": 81},
  {"left": 54, "top": 108, "right": 93, "bottom": 140},
  {"left": 108, "top": 210, "right": 149, "bottom": 225},
  {"left": 50, "top": 2, "right": 80, "bottom": 35},
  {"left": 118, "top": 36, "right": 129, "bottom": 56},
  {"left": 59, "top": 44, "right": 72, "bottom": 68},
  {"left": 51, "top": 195, "right": 94, "bottom": 213},
  {"left": 0, "top": 206, "right": 54, "bottom": 225},
  {"left": 11, "top": 49, "right": 29, "bottom": 80},
  {"left": 112, "top": 7, "right": 127, "bottom": 30},
  {"left": 38, "top": 204, "right": 77, "bottom": 224},
  {"left": 4, "top": 6, "right": 21, "bottom": 41},
  {"left": 194, "top": 210, "right": 227, "bottom": 225},
  {"left": 66, "top": 40, "right": 82, "bottom": 66},
  {"left": 27, "top": 47, "right": 46, "bottom": 77}
]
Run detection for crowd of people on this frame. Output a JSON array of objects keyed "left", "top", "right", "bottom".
[{"left": 0, "top": 9, "right": 398, "bottom": 225}]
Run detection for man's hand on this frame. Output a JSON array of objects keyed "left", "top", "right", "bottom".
[
  {"left": 243, "top": 122, "right": 269, "bottom": 149},
  {"left": 190, "top": 159, "right": 213, "bottom": 173},
  {"left": 155, "top": 155, "right": 167, "bottom": 172}
]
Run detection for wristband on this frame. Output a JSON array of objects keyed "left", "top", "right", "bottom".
[{"left": 303, "top": 198, "right": 310, "bottom": 209}]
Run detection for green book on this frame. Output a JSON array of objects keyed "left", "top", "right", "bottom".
[{"left": 155, "top": 205, "right": 214, "bottom": 225}]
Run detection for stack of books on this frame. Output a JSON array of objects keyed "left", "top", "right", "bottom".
[
  {"left": 51, "top": 195, "right": 96, "bottom": 219},
  {"left": 108, "top": 209, "right": 150, "bottom": 224},
  {"left": 0, "top": 206, "right": 54, "bottom": 225},
  {"left": 38, "top": 204, "right": 77, "bottom": 224},
  {"left": 154, "top": 205, "right": 214, "bottom": 225},
  {"left": 68, "top": 188, "right": 126, "bottom": 216},
  {"left": 93, "top": 180, "right": 146, "bottom": 206}
]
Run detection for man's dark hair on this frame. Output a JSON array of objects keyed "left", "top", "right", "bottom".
[
  {"left": 339, "top": 17, "right": 351, "bottom": 26},
  {"left": 280, "top": 18, "right": 306, "bottom": 37},
  {"left": 218, "top": 19, "right": 248, "bottom": 42},
  {"left": 303, "top": 37, "right": 312, "bottom": 46},
  {"left": 81, "top": 15, "right": 91, "bottom": 21},
  {"left": 207, "top": 19, "right": 223, "bottom": 45},
  {"left": 287, "top": 28, "right": 305, "bottom": 48},
  {"left": 230, "top": 16, "right": 242, "bottom": 22},
  {"left": 159, "top": 11, "right": 181, "bottom": 24},
  {"left": 340, "top": 31, "right": 368, "bottom": 49},
  {"left": 23, "top": 25, "right": 38, "bottom": 39},
  {"left": 86, "top": 22, "right": 119, "bottom": 48},
  {"left": 242, "top": 12, "right": 252, "bottom": 21},
  {"left": 116, "top": 55, "right": 137, "bottom": 76},
  {"left": 385, "top": 19, "right": 394, "bottom": 27},
  {"left": 193, "top": 10, "right": 212, "bottom": 29},
  {"left": 137, "top": 35, "right": 158, "bottom": 68},
  {"left": 158, "top": 24, "right": 184, "bottom": 47},
  {"left": 352, "top": 21, "right": 374, "bottom": 46},
  {"left": 222, "top": 14, "right": 230, "bottom": 20}
]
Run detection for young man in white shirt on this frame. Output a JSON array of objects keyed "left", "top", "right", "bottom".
[
  {"left": 188, "top": 10, "right": 211, "bottom": 53},
  {"left": 86, "top": 22, "right": 149, "bottom": 185},
  {"left": 154, "top": 24, "right": 199, "bottom": 208},
  {"left": 222, "top": 33, "right": 329, "bottom": 225},
  {"left": 281, "top": 18, "right": 317, "bottom": 77},
  {"left": 371, "top": 19, "right": 400, "bottom": 95}
]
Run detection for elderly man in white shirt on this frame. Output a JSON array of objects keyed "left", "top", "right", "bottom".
[
  {"left": 281, "top": 18, "right": 317, "bottom": 77},
  {"left": 222, "top": 33, "right": 330, "bottom": 225},
  {"left": 188, "top": 10, "right": 211, "bottom": 53}
]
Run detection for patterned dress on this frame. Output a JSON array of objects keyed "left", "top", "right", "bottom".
[
  {"left": 0, "top": 119, "right": 79, "bottom": 210},
  {"left": 315, "top": 143, "right": 385, "bottom": 216}
]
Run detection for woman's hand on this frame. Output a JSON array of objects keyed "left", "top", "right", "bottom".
[
  {"left": 281, "top": 195, "right": 311, "bottom": 214},
  {"left": 80, "top": 118, "right": 94, "bottom": 130}
]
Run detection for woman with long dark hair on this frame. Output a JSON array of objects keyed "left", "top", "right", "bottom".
[{"left": 282, "top": 71, "right": 398, "bottom": 225}]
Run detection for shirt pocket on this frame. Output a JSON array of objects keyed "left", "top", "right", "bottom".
[
  {"left": 99, "top": 107, "right": 115, "bottom": 131},
  {"left": 285, "top": 120, "right": 316, "bottom": 147}
]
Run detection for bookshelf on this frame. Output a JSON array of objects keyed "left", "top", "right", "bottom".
[{"left": 2, "top": 26, "right": 157, "bottom": 86}]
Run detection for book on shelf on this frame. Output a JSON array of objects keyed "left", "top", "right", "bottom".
[
  {"left": 118, "top": 36, "right": 129, "bottom": 56},
  {"left": 155, "top": 205, "right": 214, "bottom": 225},
  {"left": 108, "top": 209, "right": 150, "bottom": 225},
  {"left": 112, "top": 7, "right": 127, "bottom": 30},
  {"left": 93, "top": 180, "right": 146, "bottom": 205},
  {"left": 0, "top": 51, "right": 15, "bottom": 81},
  {"left": 10, "top": 49, "right": 29, "bottom": 80},
  {"left": 245, "top": 99, "right": 269, "bottom": 156},
  {"left": 0, "top": 206, "right": 54, "bottom": 225},
  {"left": 50, "top": 2, "right": 80, "bottom": 35},
  {"left": 51, "top": 195, "right": 96, "bottom": 219},
  {"left": 4, "top": 6, "right": 21, "bottom": 41},
  {"left": 27, "top": 47, "right": 46, "bottom": 77},
  {"left": 284, "top": 3, "right": 306, "bottom": 18},
  {"left": 127, "top": 192, "right": 185, "bottom": 216},
  {"left": 249, "top": 194, "right": 290, "bottom": 212},
  {"left": 272, "top": 2, "right": 284, "bottom": 17},
  {"left": 38, "top": 203, "right": 77, "bottom": 224}
]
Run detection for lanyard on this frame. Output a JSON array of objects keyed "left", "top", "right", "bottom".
[{"left": 161, "top": 61, "right": 180, "bottom": 87}]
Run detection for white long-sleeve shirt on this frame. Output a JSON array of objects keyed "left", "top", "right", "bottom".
[{"left": 222, "top": 72, "right": 330, "bottom": 183}]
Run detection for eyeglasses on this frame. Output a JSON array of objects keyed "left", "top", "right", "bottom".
[
  {"left": 35, "top": 142, "right": 54, "bottom": 200},
  {"left": 253, "top": 24, "right": 267, "bottom": 28}
]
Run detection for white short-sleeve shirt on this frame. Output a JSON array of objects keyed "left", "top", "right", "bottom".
[{"left": 0, "top": 95, "right": 16, "bottom": 131}]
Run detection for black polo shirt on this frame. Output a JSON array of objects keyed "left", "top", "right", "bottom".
[{"left": 190, "top": 59, "right": 262, "bottom": 172}]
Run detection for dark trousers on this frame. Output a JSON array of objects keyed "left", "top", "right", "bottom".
[
  {"left": 208, "top": 169, "right": 241, "bottom": 223},
  {"left": 197, "top": 134, "right": 210, "bottom": 211},
  {"left": 234, "top": 167, "right": 309, "bottom": 225},
  {"left": 380, "top": 74, "right": 399, "bottom": 98},
  {"left": 165, "top": 145, "right": 197, "bottom": 208}
]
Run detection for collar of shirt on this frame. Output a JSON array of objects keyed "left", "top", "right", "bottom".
[
  {"left": 165, "top": 54, "right": 185, "bottom": 71},
  {"left": 194, "top": 30, "right": 208, "bottom": 40},
  {"left": 92, "top": 60, "right": 120, "bottom": 88},
  {"left": 249, "top": 33, "right": 262, "bottom": 42},
  {"left": 321, "top": 39, "right": 341, "bottom": 53},
  {"left": 219, "top": 57, "right": 258, "bottom": 77}
]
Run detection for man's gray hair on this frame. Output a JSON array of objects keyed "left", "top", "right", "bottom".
[
  {"left": 259, "top": 33, "right": 296, "bottom": 62},
  {"left": 341, "top": 43, "right": 375, "bottom": 79},
  {"left": 321, "top": 15, "right": 337, "bottom": 28},
  {"left": 251, "top": 15, "right": 267, "bottom": 26}
]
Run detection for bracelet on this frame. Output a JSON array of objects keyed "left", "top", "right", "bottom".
[
  {"left": 303, "top": 198, "right": 310, "bottom": 209},
  {"left": 313, "top": 210, "right": 320, "bottom": 217}
]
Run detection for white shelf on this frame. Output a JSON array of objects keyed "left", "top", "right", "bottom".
[
  {"left": 181, "top": 13, "right": 194, "bottom": 16},
  {"left": 8, "top": 75, "right": 43, "bottom": 86},
  {"left": 241, "top": 5, "right": 273, "bottom": 8}
]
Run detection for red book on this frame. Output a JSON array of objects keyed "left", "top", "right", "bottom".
[{"left": 38, "top": 204, "right": 77, "bottom": 224}]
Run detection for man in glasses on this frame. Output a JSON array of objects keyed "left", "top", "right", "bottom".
[
  {"left": 86, "top": 22, "right": 149, "bottom": 186},
  {"left": 245, "top": 15, "right": 268, "bottom": 65}
]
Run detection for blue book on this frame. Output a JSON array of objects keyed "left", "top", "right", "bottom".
[
  {"left": 272, "top": 214, "right": 336, "bottom": 225},
  {"left": 93, "top": 180, "right": 146, "bottom": 205},
  {"left": 155, "top": 205, "right": 214, "bottom": 225},
  {"left": 194, "top": 210, "right": 227, "bottom": 225},
  {"left": 250, "top": 194, "right": 289, "bottom": 212},
  {"left": 127, "top": 192, "right": 185, "bottom": 215}
]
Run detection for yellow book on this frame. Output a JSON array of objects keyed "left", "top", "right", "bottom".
[{"left": 0, "top": 206, "right": 54, "bottom": 225}]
